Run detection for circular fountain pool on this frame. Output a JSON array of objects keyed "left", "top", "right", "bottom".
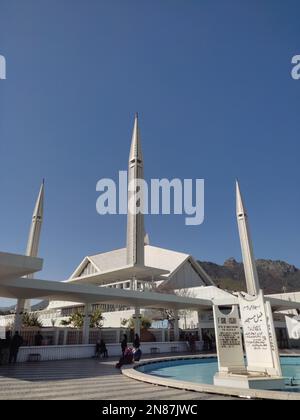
[{"left": 137, "top": 356, "right": 300, "bottom": 392}]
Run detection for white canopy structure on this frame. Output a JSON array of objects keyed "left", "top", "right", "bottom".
[
  {"left": 0, "top": 251, "right": 213, "bottom": 310},
  {"left": 0, "top": 251, "right": 299, "bottom": 312}
]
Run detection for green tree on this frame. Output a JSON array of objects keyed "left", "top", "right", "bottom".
[
  {"left": 125, "top": 315, "right": 152, "bottom": 330},
  {"left": 60, "top": 309, "right": 104, "bottom": 329},
  {"left": 22, "top": 312, "right": 43, "bottom": 328},
  {"left": 90, "top": 308, "right": 104, "bottom": 328},
  {"left": 60, "top": 310, "right": 83, "bottom": 328},
  {"left": 60, "top": 319, "right": 70, "bottom": 326}
]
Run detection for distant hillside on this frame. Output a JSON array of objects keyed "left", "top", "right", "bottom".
[
  {"left": 0, "top": 300, "right": 48, "bottom": 314},
  {"left": 199, "top": 258, "right": 300, "bottom": 294}
]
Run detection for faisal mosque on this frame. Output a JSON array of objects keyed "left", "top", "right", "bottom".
[
  {"left": 25, "top": 114, "right": 218, "bottom": 329},
  {"left": 0, "top": 114, "right": 300, "bottom": 351}
]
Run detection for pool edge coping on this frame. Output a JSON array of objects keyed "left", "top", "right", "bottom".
[{"left": 121, "top": 354, "right": 300, "bottom": 401}]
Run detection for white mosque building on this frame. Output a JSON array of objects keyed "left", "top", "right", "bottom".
[
  {"left": 42, "top": 245, "right": 220, "bottom": 329},
  {"left": 37, "top": 114, "right": 222, "bottom": 329}
]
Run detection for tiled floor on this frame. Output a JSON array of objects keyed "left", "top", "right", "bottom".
[{"left": 0, "top": 355, "right": 237, "bottom": 400}]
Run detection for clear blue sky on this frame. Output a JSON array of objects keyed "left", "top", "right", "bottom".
[{"left": 0, "top": 0, "right": 300, "bottom": 306}]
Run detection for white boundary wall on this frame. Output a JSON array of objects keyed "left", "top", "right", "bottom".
[{"left": 17, "top": 341, "right": 203, "bottom": 363}]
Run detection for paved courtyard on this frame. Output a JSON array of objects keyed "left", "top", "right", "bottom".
[{"left": 0, "top": 355, "right": 237, "bottom": 400}]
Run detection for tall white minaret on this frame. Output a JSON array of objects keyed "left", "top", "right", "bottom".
[
  {"left": 26, "top": 179, "right": 44, "bottom": 260},
  {"left": 16, "top": 181, "right": 45, "bottom": 316},
  {"left": 126, "top": 113, "right": 145, "bottom": 266},
  {"left": 236, "top": 180, "right": 260, "bottom": 296}
]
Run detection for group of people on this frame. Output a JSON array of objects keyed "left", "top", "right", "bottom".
[
  {"left": 94, "top": 333, "right": 142, "bottom": 368},
  {"left": 1, "top": 329, "right": 214, "bottom": 367},
  {"left": 0, "top": 331, "right": 24, "bottom": 365},
  {"left": 180, "top": 330, "right": 215, "bottom": 352},
  {"left": 95, "top": 339, "right": 108, "bottom": 358},
  {"left": 116, "top": 333, "right": 142, "bottom": 368},
  {"left": 0, "top": 330, "right": 44, "bottom": 366}
]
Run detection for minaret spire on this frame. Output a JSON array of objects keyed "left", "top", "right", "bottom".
[
  {"left": 129, "top": 113, "right": 143, "bottom": 163},
  {"left": 16, "top": 180, "right": 45, "bottom": 317},
  {"left": 236, "top": 180, "right": 260, "bottom": 296},
  {"left": 126, "top": 113, "right": 145, "bottom": 266},
  {"left": 26, "top": 179, "right": 44, "bottom": 258}
]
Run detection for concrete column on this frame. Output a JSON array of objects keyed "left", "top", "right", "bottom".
[
  {"left": 197, "top": 310, "right": 204, "bottom": 351},
  {"left": 133, "top": 307, "right": 141, "bottom": 338},
  {"left": 82, "top": 304, "right": 92, "bottom": 344},
  {"left": 174, "top": 310, "right": 179, "bottom": 342},
  {"left": 54, "top": 329, "right": 60, "bottom": 346},
  {"left": 63, "top": 329, "right": 68, "bottom": 346}
]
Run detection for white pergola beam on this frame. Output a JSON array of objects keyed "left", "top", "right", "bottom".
[{"left": 0, "top": 276, "right": 212, "bottom": 310}]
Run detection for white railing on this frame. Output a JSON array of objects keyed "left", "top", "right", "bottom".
[{"left": 9, "top": 327, "right": 169, "bottom": 346}]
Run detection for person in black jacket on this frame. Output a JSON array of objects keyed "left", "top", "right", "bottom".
[
  {"left": 1, "top": 331, "right": 11, "bottom": 365},
  {"left": 34, "top": 331, "right": 43, "bottom": 346},
  {"left": 133, "top": 333, "right": 140, "bottom": 349},
  {"left": 133, "top": 347, "right": 142, "bottom": 362},
  {"left": 9, "top": 331, "right": 23, "bottom": 364},
  {"left": 0, "top": 338, "right": 4, "bottom": 365},
  {"left": 121, "top": 334, "right": 127, "bottom": 356}
]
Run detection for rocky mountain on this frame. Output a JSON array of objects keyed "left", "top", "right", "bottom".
[{"left": 199, "top": 258, "right": 300, "bottom": 294}]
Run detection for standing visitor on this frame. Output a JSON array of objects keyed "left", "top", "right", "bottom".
[
  {"left": 0, "top": 337, "right": 4, "bottom": 365},
  {"left": 202, "top": 332, "right": 209, "bottom": 351},
  {"left": 3, "top": 331, "right": 11, "bottom": 364},
  {"left": 207, "top": 333, "right": 213, "bottom": 351},
  {"left": 100, "top": 339, "right": 108, "bottom": 358},
  {"left": 0, "top": 331, "right": 10, "bottom": 365},
  {"left": 133, "top": 347, "right": 142, "bottom": 362},
  {"left": 34, "top": 331, "right": 43, "bottom": 346},
  {"left": 121, "top": 334, "right": 127, "bottom": 356},
  {"left": 188, "top": 333, "right": 193, "bottom": 351},
  {"left": 133, "top": 333, "right": 140, "bottom": 349},
  {"left": 95, "top": 340, "right": 101, "bottom": 358},
  {"left": 9, "top": 331, "right": 23, "bottom": 364},
  {"left": 189, "top": 333, "right": 196, "bottom": 352}
]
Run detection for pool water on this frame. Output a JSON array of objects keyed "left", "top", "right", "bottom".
[{"left": 138, "top": 357, "right": 300, "bottom": 392}]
